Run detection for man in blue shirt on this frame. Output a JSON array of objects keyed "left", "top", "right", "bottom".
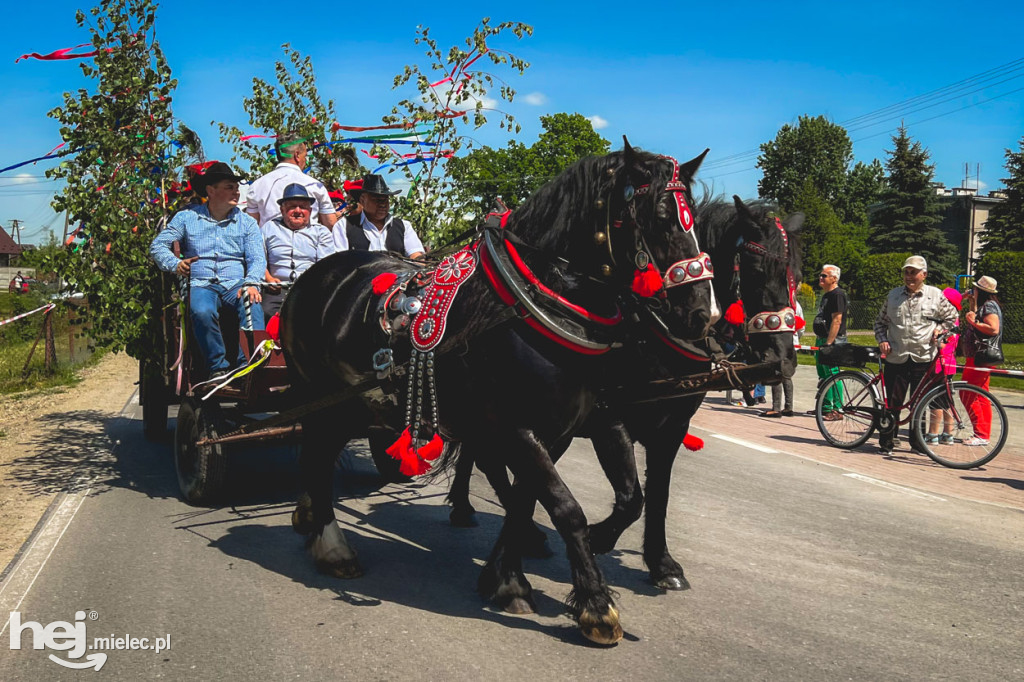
[{"left": 150, "top": 162, "right": 267, "bottom": 378}]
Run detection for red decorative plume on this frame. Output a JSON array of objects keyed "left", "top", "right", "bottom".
[
  {"left": 372, "top": 272, "right": 398, "bottom": 295},
  {"left": 682, "top": 433, "right": 704, "bottom": 451},
  {"left": 631, "top": 264, "right": 663, "bottom": 297},
  {"left": 794, "top": 315, "right": 805, "bottom": 330},
  {"left": 266, "top": 313, "right": 281, "bottom": 341},
  {"left": 724, "top": 300, "right": 745, "bottom": 326}
]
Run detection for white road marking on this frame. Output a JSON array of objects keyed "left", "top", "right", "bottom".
[
  {"left": 710, "top": 434, "right": 779, "bottom": 454},
  {"left": 843, "top": 473, "right": 947, "bottom": 502},
  {"left": 0, "top": 488, "right": 91, "bottom": 638}
]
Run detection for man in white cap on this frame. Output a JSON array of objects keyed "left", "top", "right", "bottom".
[
  {"left": 873, "top": 255, "right": 958, "bottom": 454},
  {"left": 245, "top": 131, "right": 339, "bottom": 229}
]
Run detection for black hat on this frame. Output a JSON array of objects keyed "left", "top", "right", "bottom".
[
  {"left": 351, "top": 173, "right": 401, "bottom": 200},
  {"left": 277, "top": 183, "right": 316, "bottom": 206},
  {"left": 195, "top": 162, "right": 245, "bottom": 197}
]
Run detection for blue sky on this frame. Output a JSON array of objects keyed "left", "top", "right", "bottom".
[{"left": 2, "top": 0, "right": 1022, "bottom": 245}]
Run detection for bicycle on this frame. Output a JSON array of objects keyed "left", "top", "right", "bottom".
[{"left": 813, "top": 342, "right": 1008, "bottom": 469}]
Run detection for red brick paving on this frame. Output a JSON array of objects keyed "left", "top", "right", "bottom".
[{"left": 691, "top": 368, "right": 1024, "bottom": 512}]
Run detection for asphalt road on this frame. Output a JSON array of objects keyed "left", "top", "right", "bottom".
[{"left": 1, "top": 394, "right": 1022, "bottom": 681}]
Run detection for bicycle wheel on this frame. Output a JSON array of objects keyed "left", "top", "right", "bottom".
[
  {"left": 912, "top": 382, "right": 1007, "bottom": 469},
  {"left": 815, "top": 370, "right": 879, "bottom": 448}
]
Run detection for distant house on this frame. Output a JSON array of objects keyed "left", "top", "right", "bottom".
[
  {"left": 932, "top": 183, "right": 1006, "bottom": 276},
  {"left": 0, "top": 226, "right": 21, "bottom": 267}
]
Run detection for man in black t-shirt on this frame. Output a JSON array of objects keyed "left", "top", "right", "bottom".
[{"left": 812, "top": 264, "right": 848, "bottom": 418}]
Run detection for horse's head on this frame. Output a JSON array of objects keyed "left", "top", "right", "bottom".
[
  {"left": 598, "top": 140, "right": 719, "bottom": 340},
  {"left": 729, "top": 196, "right": 804, "bottom": 377}
]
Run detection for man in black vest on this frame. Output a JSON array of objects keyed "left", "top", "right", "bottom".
[{"left": 331, "top": 174, "right": 425, "bottom": 259}]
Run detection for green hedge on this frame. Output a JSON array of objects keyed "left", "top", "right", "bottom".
[{"left": 976, "top": 252, "right": 1024, "bottom": 343}]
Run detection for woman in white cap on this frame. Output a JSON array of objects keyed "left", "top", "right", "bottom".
[{"left": 960, "top": 275, "right": 1003, "bottom": 446}]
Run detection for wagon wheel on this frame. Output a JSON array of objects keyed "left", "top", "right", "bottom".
[
  {"left": 368, "top": 427, "right": 412, "bottom": 483},
  {"left": 174, "top": 397, "right": 227, "bottom": 505},
  {"left": 140, "top": 358, "right": 169, "bottom": 441}
]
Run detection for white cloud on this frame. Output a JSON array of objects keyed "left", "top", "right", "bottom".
[
  {"left": 10, "top": 173, "right": 35, "bottom": 185},
  {"left": 963, "top": 178, "right": 988, "bottom": 191},
  {"left": 587, "top": 115, "right": 609, "bottom": 130},
  {"left": 523, "top": 92, "right": 548, "bottom": 106}
]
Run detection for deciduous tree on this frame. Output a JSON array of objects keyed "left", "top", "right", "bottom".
[{"left": 757, "top": 115, "right": 854, "bottom": 214}]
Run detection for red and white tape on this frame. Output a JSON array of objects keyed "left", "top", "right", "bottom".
[
  {"left": 797, "top": 344, "right": 1024, "bottom": 377},
  {"left": 0, "top": 303, "right": 55, "bottom": 328}
]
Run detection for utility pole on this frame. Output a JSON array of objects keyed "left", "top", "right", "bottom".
[{"left": 10, "top": 219, "right": 22, "bottom": 247}]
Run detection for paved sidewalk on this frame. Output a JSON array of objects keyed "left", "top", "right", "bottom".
[{"left": 691, "top": 365, "right": 1024, "bottom": 511}]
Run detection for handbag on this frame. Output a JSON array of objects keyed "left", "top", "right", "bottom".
[
  {"left": 812, "top": 312, "right": 828, "bottom": 338},
  {"left": 972, "top": 302, "right": 1004, "bottom": 366}
]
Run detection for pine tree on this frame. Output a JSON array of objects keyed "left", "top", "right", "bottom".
[
  {"left": 978, "top": 137, "right": 1024, "bottom": 254},
  {"left": 869, "top": 126, "right": 955, "bottom": 281}
]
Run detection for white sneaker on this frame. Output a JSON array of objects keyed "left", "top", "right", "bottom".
[{"left": 963, "top": 437, "right": 989, "bottom": 447}]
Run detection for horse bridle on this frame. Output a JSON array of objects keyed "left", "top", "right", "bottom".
[
  {"left": 740, "top": 217, "right": 799, "bottom": 335},
  {"left": 597, "top": 155, "right": 714, "bottom": 293}
]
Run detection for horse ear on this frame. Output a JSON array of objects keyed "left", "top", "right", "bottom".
[
  {"left": 732, "top": 195, "right": 761, "bottom": 241},
  {"left": 783, "top": 211, "right": 805, "bottom": 234},
  {"left": 679, "top": 148, "right": 710, "bottom": 180}
]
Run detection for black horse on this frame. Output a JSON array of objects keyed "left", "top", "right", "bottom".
[
  {"left": 447, "top": 196, "right": 803, "bottom": 591},
  {"left": 279, "top": 143, "right": 717, "bottom": 645}
]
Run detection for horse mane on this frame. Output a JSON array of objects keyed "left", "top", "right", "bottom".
[{"left": 504, "top": 148, "right": 670, "bottom": 253}]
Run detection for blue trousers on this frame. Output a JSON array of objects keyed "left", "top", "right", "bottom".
[{"left": 190, "top": 283, "right": 265, "bottom": 372}]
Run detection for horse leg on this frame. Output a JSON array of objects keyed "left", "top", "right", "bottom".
[
  {"left": 294, "top": 412, "right": 363, "bottom": 579},
  {"left": 447, "top": 447, "right": 478, "bottom": 527},
  {"left": 640, "top": 413, "right": 695, "bottom": 591},
  {"left": 588, "top": 419, "right": 644, "bottom": 555},
  {"left": 506, "top": 432, "right": 622, "bottom": 645},
  {"left": 476, "top": 460, "right": 538, "bottom": 615}
]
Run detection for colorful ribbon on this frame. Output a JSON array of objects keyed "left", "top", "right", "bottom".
[{"left": 15, "top": 43, "right": 113, "bottom": 63}]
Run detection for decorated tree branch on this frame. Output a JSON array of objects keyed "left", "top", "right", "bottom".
[
  {"left": 215, "top": 44, "right": 361, "bottom": 191},
  {"left": 383, "top": 19, "right": 533, "bottom": 247},
  {"left": 44, "top": 0, "right": 192, "bottom": 361}
]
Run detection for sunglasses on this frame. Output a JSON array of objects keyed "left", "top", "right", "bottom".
[{"left": 818, "top": 273, "right": 830, "bottom": 279}]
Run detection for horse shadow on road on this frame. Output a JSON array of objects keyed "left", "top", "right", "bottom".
[{"left": 197, "top": 460, "right": 655, "bottom": 645}]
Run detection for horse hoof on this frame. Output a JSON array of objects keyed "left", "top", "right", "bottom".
[
  {"left": 504, "top": 597, "right": 535, "bottom": 615},
  {"left": 449, "top": 507, "right": 479, "bottom": 528},
  {"left": 291, "top": 495, "right": 316, "bottom": 535},
  {"left": 579, "top": 606, "right": 623, "bottom": 646},
  {"left": 653, "top": 575, "right": 690, "bottom": 591},
  {"left": 315, "top": 557, "right": 364, "bottom": 579}
]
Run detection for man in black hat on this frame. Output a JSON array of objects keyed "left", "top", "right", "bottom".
[
  {"left": 331, "top": 173, "right": 424, "bottom": 259},
  {"left": 245, "top": 131, "right": 338, "bottom": 229},
  {"left": 150, "top": 162, "right": 267, "bottom": 377},
  {"left": 261, "top": 183, "right": 335, "bottom": 320}
]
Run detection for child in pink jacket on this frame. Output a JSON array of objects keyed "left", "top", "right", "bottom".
[{"left": 926, "top": 288, "right": 962, "bottom": 444}]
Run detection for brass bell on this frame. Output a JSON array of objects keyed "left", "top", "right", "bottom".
[
  {"left": 595, "top": 199, "right": 605, "bottom": 209},
  {"left": 601, "top": 264, "right": 613, "bottom": 276},
  {"left": 594, "top": 232, "right": 607, "bottom": 245}
]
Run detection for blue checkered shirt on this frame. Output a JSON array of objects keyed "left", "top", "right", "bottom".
[{"left": 150, "top": 204, "right": 266, "bottom": 289}]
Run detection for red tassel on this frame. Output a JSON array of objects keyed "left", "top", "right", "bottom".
[
  {"left": 416, "top": 433, "right": 444, "bottom": 461},
  {"left": 399, "top": 454, "right": 430, "bottom": 477},
  {"left": 372, "top": 272, "right": 398, "bottom": 295},
  {"left": 724, "top": 300, "right": 745, "bottom": 326},
  {"left": 631, "top": 264, "right": 663, "bottom": 297},
  {"left": 386, "top": 427, "right": 414, "bottom": 461},
  {"left": 794, "top": 316, "right": 805, "bottom": 330},
  {"left": 266, "top": 313, "right": 281, "bottom": 341},
  {"left": 682, "top": 433, "right": 704, "bottom": 451}
]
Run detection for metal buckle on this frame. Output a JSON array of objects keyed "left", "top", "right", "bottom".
[{"left": 372, "top": 348, "right": 394, "bottom": 371}]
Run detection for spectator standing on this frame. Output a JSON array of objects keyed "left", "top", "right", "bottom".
[
  {"left": 762, "top": 300, "right": 803, "bottom": 417},
  {"left": 11, "top": 271, "right": 25, "bottom": 294},
  {"left": 873, "top": 255, "right": 958, "bottom": 454},
  {"left": 808, "top": 264, "right": 848, "bottom": 419},
  {"left": 245, "top": 131, "right": 339, "bottom": 229},
  {"left": 959, "top": 275, "right": 1003, "bottom": 446}
]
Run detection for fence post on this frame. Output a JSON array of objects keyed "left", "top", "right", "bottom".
[{"left": 44, "top": 309, "right": 57, "bottom": 372}]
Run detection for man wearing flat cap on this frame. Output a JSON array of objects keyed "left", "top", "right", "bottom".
[
  {"left": 332, "top": 173, "right": 425, "bottom": 259},
  {"left": 873, "top": 255, "right": 958, "bottom": 455},
  {"left": 150, "top": 162, "right": 267, "bottom": 377},
  {"left": 261, "top": 183, "right": 335, "bottom": 320},
  {"left": 246, "top": 131, "right": 339, "bottom": 229}
]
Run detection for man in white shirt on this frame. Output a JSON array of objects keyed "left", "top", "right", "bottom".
[
  {"left": 331, "top": 174, "right": 424, "bottom": 259},
  {"left": 245, "top": 131, "right": 338, "bottom": 229}
]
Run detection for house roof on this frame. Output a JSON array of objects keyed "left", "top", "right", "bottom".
[{"left": 0, "top": 226, "right": 21, "bottom": 256}]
